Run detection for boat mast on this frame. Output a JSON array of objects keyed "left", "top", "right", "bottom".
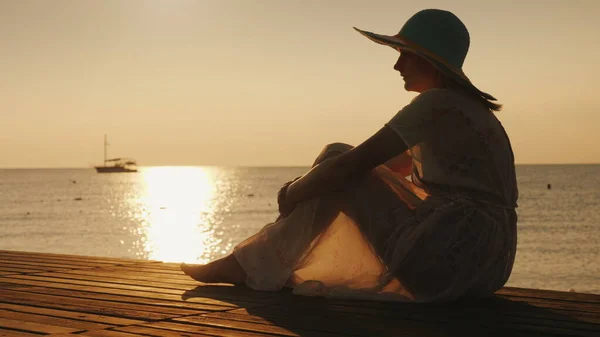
[{"left": 104, "top": 134, "right": 108, "bottom": 166}]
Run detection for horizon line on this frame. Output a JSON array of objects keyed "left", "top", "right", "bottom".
[{"left": 1, "top": 162, "right": 599, "bottom": 170}]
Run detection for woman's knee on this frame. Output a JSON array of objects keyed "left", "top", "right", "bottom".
[
  {"left": 312, "top": 143, "right": 354, "bottom": 166},
  {"left": 324, "top": 142, "right": 353, "bottom": 153}
]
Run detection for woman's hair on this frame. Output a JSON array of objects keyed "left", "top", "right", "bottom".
[{"left": 439, "top": 73, "right": 502, "bottom": 112}]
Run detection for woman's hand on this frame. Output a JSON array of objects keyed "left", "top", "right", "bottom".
[{"left": 278, "top": 126, "right": 408, "bottom": 218}]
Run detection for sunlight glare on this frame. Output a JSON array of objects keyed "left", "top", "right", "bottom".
[{"left": 133, "top": 166, "right": 223, "bottom": 263}]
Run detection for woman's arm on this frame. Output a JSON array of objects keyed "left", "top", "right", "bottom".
[
  {"left": 283, "top": 126, "right": 408, "bottom": 209},
  {"left": 384, "top": 150, "right": 412, "bottom": 177}
]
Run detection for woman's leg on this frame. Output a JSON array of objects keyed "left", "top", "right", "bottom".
[
  {"left": 311, "top": 143, "right": 353, "bottom": 167},
  {"left": 181, "top": 143, "right": 353, "bottom": 284}
]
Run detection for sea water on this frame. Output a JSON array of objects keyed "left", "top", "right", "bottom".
[{"left": 0, "top": 165, "right": 598, "bottom": 294}]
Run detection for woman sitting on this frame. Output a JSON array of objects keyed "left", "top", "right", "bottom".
[{"left": 181, "top": 8, "right": 518, "bottom": 303}]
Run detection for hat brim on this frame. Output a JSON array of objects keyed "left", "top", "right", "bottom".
[{"left": 353, "top": 27, "right": 496, "bottom": 101}]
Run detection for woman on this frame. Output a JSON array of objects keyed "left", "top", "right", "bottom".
[{"left": 181, "top": 9, "right": 518, "bottom": 302}]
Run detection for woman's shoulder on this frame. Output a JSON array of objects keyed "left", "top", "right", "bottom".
[{"left": 413, "top": 88, "right": 488, "bottom": 114}]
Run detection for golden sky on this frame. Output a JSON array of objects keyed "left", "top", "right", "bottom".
[{"left": 1, "top": 0, "right": 599, "bottom": 167}]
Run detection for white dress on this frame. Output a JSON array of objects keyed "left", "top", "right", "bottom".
[{"left": 234, "top": 89, "right": 518, "bottom": 302}]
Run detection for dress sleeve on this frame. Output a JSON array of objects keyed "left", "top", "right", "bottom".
[{"left": 385, "top": 89, "right": 455, "bottom": 148}]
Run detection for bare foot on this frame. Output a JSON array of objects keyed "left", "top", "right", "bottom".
[
  {"left": 180, "top": 263, "right": 219, "bottom": 283},
  {"left": 180, "top": 254, "right": 246, "bottom": 285}
]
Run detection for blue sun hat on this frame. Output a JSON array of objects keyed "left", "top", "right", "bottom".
[{"left": 354, "top": 9, "right": 496, "bottom": 101}]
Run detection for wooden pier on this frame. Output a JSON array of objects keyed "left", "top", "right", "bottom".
[{"left": 0, "top": 250, "right": 598, "bottom": 336}]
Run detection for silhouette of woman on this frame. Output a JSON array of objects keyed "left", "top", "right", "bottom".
[{"left": 182, "top": 9, "right": 518, "bottom": 302}]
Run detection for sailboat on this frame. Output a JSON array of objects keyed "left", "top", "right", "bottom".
[{"left": 94, "top": 135, "right": 138, "bottom": 173}]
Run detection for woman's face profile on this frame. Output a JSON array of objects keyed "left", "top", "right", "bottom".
[{"left": 393, "top": 51, "right": 440, "bottom": 93}]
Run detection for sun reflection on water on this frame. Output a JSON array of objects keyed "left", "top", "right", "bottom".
[{"left": 132, "top": 166, "right": 225, "bottom": 263}]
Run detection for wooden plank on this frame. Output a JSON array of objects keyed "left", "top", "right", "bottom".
[
  {"left": 0, "top": 250, "right": 145, "bottom": 265},
  {"left": 0, "top": 287, "right": 202, "bottom": 317},
  {"left": 178, "top": 282, "right": 291, "bottom": 303},
  {"left": 0, "top": 289, "right": 198, "bottom": 320},
  {"left": 494, "top": 294, "right": 600, "bottom": 314},
  {"left": 37, "top": 270, "right": 286, "bottom": 303},
  {"left": 0, "top": 263, "right": 76, "bottom": 272},
  {"left": 10, "top": 285, "right": 240, "bottom": 311},
  {"left": 0, "top": 266, "right": 65, "bottom": 273},
  {"left": 0, "top": 254, "right": 153, "bottom": 270},
  {"left": 205, "top": 306, "right": 600, "bottom": 337},
  {"left": 0, "top": 280, "right": 246, "bottom": 310},
  {"left": 32, "top": 271, "right": 202, "bottom": 291},
  {"left": 51, "top": 330, "right": 142, "bottom": 337},
  {"left": 0, "top": 259, "right": 95, "bottom": 270},
  {"left": 0, "top": 317, "right": 82, "bottom": 334},
  {"left": 119, "top": 321, "right": 296, "bottom": 337},
  {"left": 268, "top": 293, "right": 600, "bottom": 331},
  {"left": 0, "top": 309, "right": 114, "bottom": 330},
  {"left": 497, "top": 322, "right": 599, "bottom": 337},
  {"left": 199, "top": 309, "right": 441, "bottom": 337},
  {"left": 57, "top": 268, "right": 201, "bottom": 286},
  {"left": 0, "top": 283, "right": 31, "bottom": 291},
  {"left": 174, "top": 315, "right": 359, "bottom": 337},
  {"left": 3, "top": 274, "right": 195, "bottom": 295},
  {"left": 499, "top": 287, "right": 600, "bottom": 304},
  {"left": 102, "top": 265, "right": 194, "bottom": 277},
  {"left": 278, "top": 296, "right": 600, "bottom": 325},
  {"left": 280, "top": 291, "right": 600, "bottom": 317},
  {"left": 478, "top": 298, "right": 600, "bottom": 324},
  {"left": 285, "top": 302, "right": 597, "bottom": 334},
  {"left": 109, "top": 325, "right": 215, "bottom": 337},
  {"left": 89, "top": 266, "right": 219, "bottom": 283},
  {"left": 1, "top": 274, "right": 281, "bottom": 305},
  {"left": 0, "top": 302, "right": 143, "bottom": 326},
  {"left": 0, "top": 329, "right": 44, "bottom": 337},
  {"left": 131, "top": 261, "right": 181, "bottom": 269},
  {"left": 106, "top": 264, "right": 188, "bottom": 275}
]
